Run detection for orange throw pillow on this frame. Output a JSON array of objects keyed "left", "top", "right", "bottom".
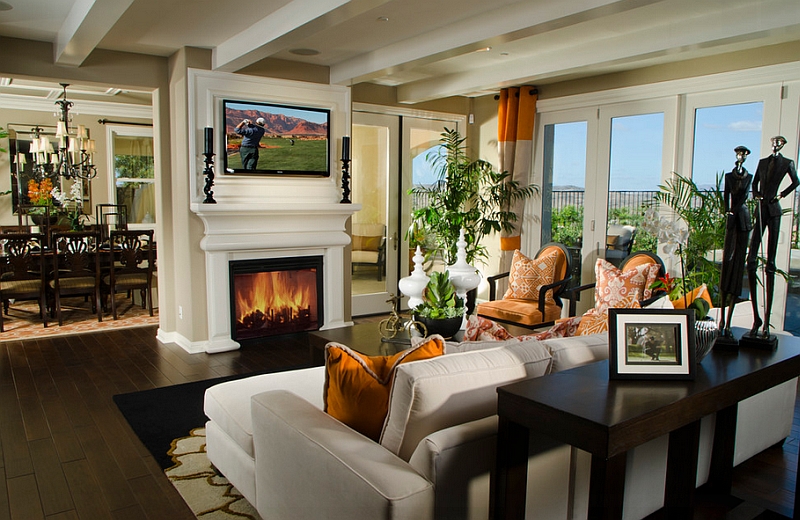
[
  {"left": 670, "top": 283, "right": 714, "bottom": 310},
  {"left": 594, "top": 258, "right": 660, "bottom": 312},
  {"left": 503, "top": 249, "right": 559, "bottom": 303},
  {"left": 323, "top": 336, "right": 445, "bottom": 440}
]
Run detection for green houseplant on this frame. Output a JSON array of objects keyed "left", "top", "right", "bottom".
[
  {"left": 409, "top": 128, "right": 538, "bottom": 265},
  {"left": 412, "top": 270, "right": 465, "bottom": 338}
]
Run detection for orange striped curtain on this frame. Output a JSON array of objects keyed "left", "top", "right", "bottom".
[{"left": 498, "top": 86, "right": 537, "bottom": 265}]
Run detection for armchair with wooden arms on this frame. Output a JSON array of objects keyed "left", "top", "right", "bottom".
[
  {"left": 565, "top": 250, "right": 666, "bottom": 317},
  {"left": 476, "top": 242, "right": 572, "bottom": 330}
]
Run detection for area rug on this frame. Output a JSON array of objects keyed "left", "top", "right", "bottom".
[
  {"left": 166, "top": 428, "right": 260, "bottom": 519},
  {"left": 0, "top": 295, "right": 159, "bottom": 341}
]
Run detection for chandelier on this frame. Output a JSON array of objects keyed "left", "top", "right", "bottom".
[{"left": 28, "top": 83, "right": 97, "bottom": 180}]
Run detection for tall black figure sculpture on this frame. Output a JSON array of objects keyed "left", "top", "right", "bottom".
[
  {"left": 716, "top": 146, "right": 752, "bottom": 348},
  {"left": 743, "top": 136, "right": 799, "bottom": 349}
]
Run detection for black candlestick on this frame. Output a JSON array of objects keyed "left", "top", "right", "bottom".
[
  {"left": 340, "top": 158, "right": 351, "bottom": 204},
  {"left": 203, "top": 152, "right": 217, "bottom": 204},
  {"left": 204, "top": 127, "right": 214, "bottom": 155}
]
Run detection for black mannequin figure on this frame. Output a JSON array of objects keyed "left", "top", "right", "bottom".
[
  {"left": 745, "top": 136, "right": 799, "bottom": 342},
  {"left": 717, "top": 146, "right": 752, "bottom": 343}
]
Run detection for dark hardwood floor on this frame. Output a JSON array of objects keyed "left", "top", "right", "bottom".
[{"left": 0, "top": 321, "right": 796, "bottom": 519}]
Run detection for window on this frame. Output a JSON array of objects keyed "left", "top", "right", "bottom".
[
  {"left": 691, "top": 102, "right": 763, "bottom": 188},
  {"left": 107, "top": 125, "right": 155, "bottom": 226}
]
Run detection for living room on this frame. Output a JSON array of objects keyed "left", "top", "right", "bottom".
[{"left": 1, "top": 0, "right": 800, "bottom": 518}]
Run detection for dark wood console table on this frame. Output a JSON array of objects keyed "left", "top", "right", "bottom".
[{"left": 491, "top": 332, "right": 800, "bottom": 520}]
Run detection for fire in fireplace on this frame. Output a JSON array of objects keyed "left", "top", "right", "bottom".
[{"left": 229, "top": 256, "right": 324, "bottom": 343}]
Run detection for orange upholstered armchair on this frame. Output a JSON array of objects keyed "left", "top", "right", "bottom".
[
  {"left": 476, "top": 243, "right": 572, "bottom": 330},
  {"left": 565, "top": 251, "right": 666, "bottom": 317}
]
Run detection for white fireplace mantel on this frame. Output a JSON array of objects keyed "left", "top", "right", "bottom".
[{"left": 191, "top": 202, "right": 361, "bottom": 353}]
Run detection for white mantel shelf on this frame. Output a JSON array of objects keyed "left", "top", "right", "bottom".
[{"left": 190, "top": 201, "right": 361, "bottom": 353}]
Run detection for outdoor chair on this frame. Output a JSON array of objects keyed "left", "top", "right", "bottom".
[{"left": 351, "top": 223, "right": 386, "bottom": 281}]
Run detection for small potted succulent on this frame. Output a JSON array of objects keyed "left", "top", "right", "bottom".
[{"left": 412, "top": 270, "right": 465, "bottom": 339}]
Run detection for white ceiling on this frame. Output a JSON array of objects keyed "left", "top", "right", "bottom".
[{"left": 0, "top": 0, "right": 799, "bottom": 105}]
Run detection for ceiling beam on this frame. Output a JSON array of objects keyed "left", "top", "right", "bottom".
[
  {"left": 396, "top": 0, "right": 800, "bottom": 103},
  {"left": 213, "top": 0, "right": 394, "bottom": 73},
  {"left": 54, "top": 0, "right": 135, "bottom": 67},
  {"left": 330, "top": 0, "right": 665, "bottom": 86}
]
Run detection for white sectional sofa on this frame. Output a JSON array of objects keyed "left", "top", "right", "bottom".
[{"left": 204, "top": 332, "right": 797, "bottom": 520}]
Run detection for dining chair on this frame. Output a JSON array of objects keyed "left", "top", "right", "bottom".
[
  {"left": 101, "top": 229, "right": 155, "bottom": 320},
  {"left": 18, "top": 204, "right": 54, "bottom": 246},
  {"left": 50, "top": 231, "right": 102, "bottom": 326},
  {"left": 0, "top": 233, "right": 48, "bottom": 332},
  {"left": 95, "top": 204, "right": 129, "bottom": 243}
]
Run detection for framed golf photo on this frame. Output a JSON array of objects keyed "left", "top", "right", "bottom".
[{"left": 608, "top": 308, "right": 696, "bottom": 380}]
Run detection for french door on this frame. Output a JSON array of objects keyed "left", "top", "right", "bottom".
[
  {"left": 350, "top": 107, "right": 464, "bottom": 316},
  {"left": 537, "top": 100, "right": 675, "bottom": 313},
  {"left": 350, "top": 112, "right": 400, "bottom": 316}
]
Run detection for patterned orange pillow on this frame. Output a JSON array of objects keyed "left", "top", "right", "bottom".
[
  {"left": 503, "top": 249, "right": 559, "bottom": 303},
  {"left": 576, "top": 296, "right": 641, "bottom": 336},
  {"left": 594, "top": 258, "right": 660, "bottom": 312},
  {"left": 324, "top": 336, "right": 445, "bottom": 441}
]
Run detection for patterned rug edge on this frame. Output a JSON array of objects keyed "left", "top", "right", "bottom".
[{"left": 165, "top": 428, "right": 261, "bottom": 520}]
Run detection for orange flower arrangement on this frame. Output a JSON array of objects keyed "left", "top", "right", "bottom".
[{"left": 27, "top": 178, "right": 55, "bottom": 207}]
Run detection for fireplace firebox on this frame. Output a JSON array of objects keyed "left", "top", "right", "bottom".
[{"left": 229, "top": 256, "right": 324, "bottom": 344}]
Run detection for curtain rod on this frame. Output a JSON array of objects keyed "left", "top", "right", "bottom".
[
  {"left": 494, "top": 87, "right": 539, "bottom": 100},
  {"left": 97, "top": 119, "right": 152, "bottom": 127}
]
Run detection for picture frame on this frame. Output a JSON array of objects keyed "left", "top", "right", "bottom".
[{"left": 608, "top": 308, "right": 696, "bottom": 380}]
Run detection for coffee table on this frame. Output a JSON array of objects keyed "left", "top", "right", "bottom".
[
  {"left": 308, "top": 322, "right": 413, "bottom": 365},
  {"left": 491, "top": 329, "right": 800, "bottom": 520}
]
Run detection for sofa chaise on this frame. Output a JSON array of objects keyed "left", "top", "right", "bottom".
[{"left": 204, "top": 332, "right": 797, "bottom": 520}]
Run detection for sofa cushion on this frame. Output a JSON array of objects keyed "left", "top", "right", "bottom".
[
  {"left": 324, "top": 336, "right": 445, "bottom": 441},
  {"left": 380, "top": 339, "right": 552, "bottom": 461},
  {"left": 539, "top": 333, "right": 609, "bottom": 372},
  {"left": 204, "top": 366, "right": 326, "bottom": 459}
]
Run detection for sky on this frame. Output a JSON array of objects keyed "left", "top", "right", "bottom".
[
  {"left": 409, "top": 102, "right": 768, "bottom": 191},
  {"left": 550, "top": 102, "right": 765, "bottom": 191},
  {"left": 226, "top": 101, "right": 328, "bottom": 124}
]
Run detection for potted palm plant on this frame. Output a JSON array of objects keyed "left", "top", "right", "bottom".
[
  {"left": 412, "top": 271, "right": 465, "bottom": 339},
  {"left": 409, "top": 128, "right": 538, "bottom": 266}
]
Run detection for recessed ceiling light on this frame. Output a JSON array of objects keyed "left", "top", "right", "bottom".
[
  {"left": 377, "top": 16, "right": 389, "bottom": 22},
  {"left": 0, "top": 1, "right": 13, "bottom": 11},
  {"left": 289, "top": 48, "right": 320, "bottom": 56},
  {"left": 500, "top": 52, "right": 510, "bottom": 57}
]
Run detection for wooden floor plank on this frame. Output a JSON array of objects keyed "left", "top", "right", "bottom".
[
  {"left": 6, "top": 473, "right": 45, "bottom": 520},
  {"left": 0, "top": 383, "right": 33, "bottom": 479},
  {"left": 28, "top": 438, "right": 74, "bottom": 516},
  {"left": 61, "top": 459, "right": 113, "bottom": 519}
]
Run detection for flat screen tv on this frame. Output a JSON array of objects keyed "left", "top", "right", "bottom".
[{"left": 222, "top": 99, "right": 330, "bottom": 177}]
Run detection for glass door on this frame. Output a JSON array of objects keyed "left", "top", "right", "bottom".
[
  {"left": 594, "top": 101, "right": 676, "bottom": 276},
  {"left": 541, "top": 120, "right": 589, "bottom": 288},
  {"left": 402, "top": 117, "right": 461, "bottom": 281},
  {"left": 350, "top": 112, "right": 399, "bottom": 316}
]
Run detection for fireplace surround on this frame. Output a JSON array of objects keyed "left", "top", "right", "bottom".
[{"left": 191, "top": 202, "right": 360, "bottom": 353}]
